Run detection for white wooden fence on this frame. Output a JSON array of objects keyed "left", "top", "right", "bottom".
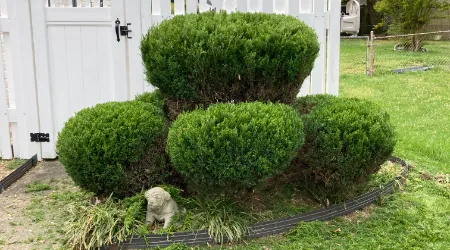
[{"left": 0, "top": 0, "right": 341, "bottom": 160}]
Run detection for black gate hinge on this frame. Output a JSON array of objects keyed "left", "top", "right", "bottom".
[{"left": 30, "top": 133, "right": 50, "bottom": 142}]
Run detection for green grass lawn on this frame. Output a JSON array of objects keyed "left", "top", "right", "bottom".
[
  {"left": 189, "top": 39, "right": 450, "bottom": 250},
  {"left": 340, "top": 39, "right": 450, "bottom": 173}
]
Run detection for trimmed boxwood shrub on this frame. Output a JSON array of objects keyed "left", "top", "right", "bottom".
[
  {"left": 134, "top": 89, "right": 164, "bottom": 110},
  {"left": 166, "top": 102, "right": 305, "bottom": 191},
  {"left": 292, "top": 97, "right": 396, "bottom": 199},
  {"left": 141, "top": 11, "right": 319, "bottom": 118},
  {"left": 56, "top": 101, "right": 168, "bottom": 197}
]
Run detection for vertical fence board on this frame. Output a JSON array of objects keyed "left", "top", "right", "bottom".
[
  {"left": 48, "top": 26, "right": 70, "bottom": 136},
  {"left": 96, "top": 27, "right": 114, "bottom": 102},
  {"left": 288, "top": 0, "right": 299, "bottom": 16},
  {"left": 151, "top": 0, "right": 161, "bottom": 14},
  {"left": 274, "top": 0, "right": 287, "bottom": 14},
  {"left": 110, "top": 0, "right": 128, "bottom": 101},
  {"left": 237, "top": 0, "right": 247, "bottom": 12},
  {"left": 326, "top": 0, "right": 340, "bottom": 95},
  {"left": 65, "top": 26, "right": 86, "bottom": 113},
  {"left": 297, "top": 9, "right": 314, "bottom": 97},
  {"left": 310, "top": 0, "right": 326, "bottom": 94},
  {"left": 174, "top": 0, "right": 184, "bottom": 15},
  {"left": 2, "top": 38, "right": 14, "bottom": 110},
  {"left": 30, "top": 0, "right": 57, "bottom": 158},
  {"left": 298, "top": 77, "right": 311, "bottom": 96},
  {"left": 223, "top": 0, "right": 236, "bottom": 13},
  {"left": 7, "top": 0, "right": 41, "bottom": 159},
  {"left": 140, "top": 0, "right": 155, "bottom": 92},
  {"left": 0, "top": 33, "right": 12, "bottom": 159},
  {"left": 150, "top": 0, "right": 164, "bottom": 26},
  {"left": 81, "top": 26, "right": 100, "bottom": 107},
  {"left": 160, "top": 0, "right": 171, "bottom": 16},
  {"left": 262, "top": 0, "right": 272, "bottom": 13},
  {"left": 2, "top": 33, "right": 16, "bottom": 157},
  {"left": 248, "top": 0, "right": 260, "bottom": 12},
  {"left": 0, "top": 0, "right": 7, "bottom": 16},
  {"left": 186, "top": 0, "right": 197, "bottom": 14},
  {"left": 198, "top": 0, "right": 209, "bottom": 12},
  {"left": 126, "top": 0, "right": 145, "bottom": 98},
  {"left": 141, "top": 0, "right": 151, "bottom": 34},
  {"left": 300, "top": 0, "right": 312, "bottom": 13}
]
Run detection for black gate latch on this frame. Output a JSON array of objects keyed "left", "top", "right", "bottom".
[
  {"left": 115, "top": 18, "right": 132, "bottom": 42},
  {"left": 30, "top": 133, "right": 50, "bottom": 142}
]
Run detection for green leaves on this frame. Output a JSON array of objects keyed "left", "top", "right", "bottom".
[
  {"left": 140, "top": 11, "right": 319, "bottom": 109},
  {"left": 56, "top": 101, "right": 167, "bottom": 197},
  {"left": 166, "top": 102, "right": 305, "bottom": 192},
  {"left": 134, "top": 89, "right": 165, "bottom": 110},
  {"left": 293, "top": 95, "right": 397, "bottom": 201},
  {"left": 375, "top": 0, "right": 450, "bottom": 48},
  {"left": 63, "top": 193, "right": 147, "bottom": 249}
]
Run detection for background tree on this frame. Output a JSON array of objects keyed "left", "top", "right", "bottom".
[{"left": 374, "top": 0, "right": 450, "bottom": 51}]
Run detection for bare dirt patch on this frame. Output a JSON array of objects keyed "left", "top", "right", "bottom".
[
  {"left": 0, "top": 161, "right": 87, "bottom": 250},
  {"left": 0, "top": 162, "right": 10, "bottom": 180},
  {"left": 0, "top": 159, "right": 28, "bottom": 180}
]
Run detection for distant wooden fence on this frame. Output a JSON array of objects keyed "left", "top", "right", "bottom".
[
  {"left": 424, "top": 10, "right": 450, "bottom": 33},
  {"left": 0, "top": 0, "right": 341, "bottom": 160}
]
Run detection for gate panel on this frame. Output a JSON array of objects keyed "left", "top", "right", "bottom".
[
  {"left": 31, "top": 0, "right": 117, "bottom": 158},
  {"left": 46, "top": 24, "right": 117, "bottom": 138},
  {"left": 30, "top": 0, "right": 57, "bottom": 159}
]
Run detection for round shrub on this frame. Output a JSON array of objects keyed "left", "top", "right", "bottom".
[
  {"left": 56, "top": 101, "right": 167, "bottom": 197},
  {"left": 141, "top": 11, "right": 319, "bottom": 117},
  {"left": 293, "top": 94, "right": 338, "bottom": 115},
  {"left": 293, "top": 98, "right": 396, "bottom": 197},
  {"left": 134, "top": 89, "right": 165, "bottom": 110},
  {"left": 166, "top": 102, "right": 305, "bottom": 191}
]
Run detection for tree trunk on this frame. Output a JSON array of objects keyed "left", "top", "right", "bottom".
[
  {"left": 411, "top": 24, "right": 425, "bottom": 52},
  {"left": 412, "top": 34, "right": 422, "bottom": 51}
]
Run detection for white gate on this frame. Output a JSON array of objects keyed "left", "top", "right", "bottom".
[{"left": 1, "top": 0, "right": 340, "bottom": 159}]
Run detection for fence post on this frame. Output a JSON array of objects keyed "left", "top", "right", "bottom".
[
  {"left": 0, "top": 38, "right": 12, "bottom": 159},
  {"left": 310, "top": 0, "right": 326, "bottom": 94},
  {"left": 369, "top": 30, "right": 375, "bottom": 76},
  {"left": 7, "top": 0, "right": 41, "bottom": 159},
  {"left": 325, "top": 0, "right": 341, "bottom": 96}
]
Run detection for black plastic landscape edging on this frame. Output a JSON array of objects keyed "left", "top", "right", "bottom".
[
  {"left": 0, "top": 154, "right": 38, "bottom": 194},
  {"left": 105, "top": 156, "right": 409, "bottom": 249}
]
